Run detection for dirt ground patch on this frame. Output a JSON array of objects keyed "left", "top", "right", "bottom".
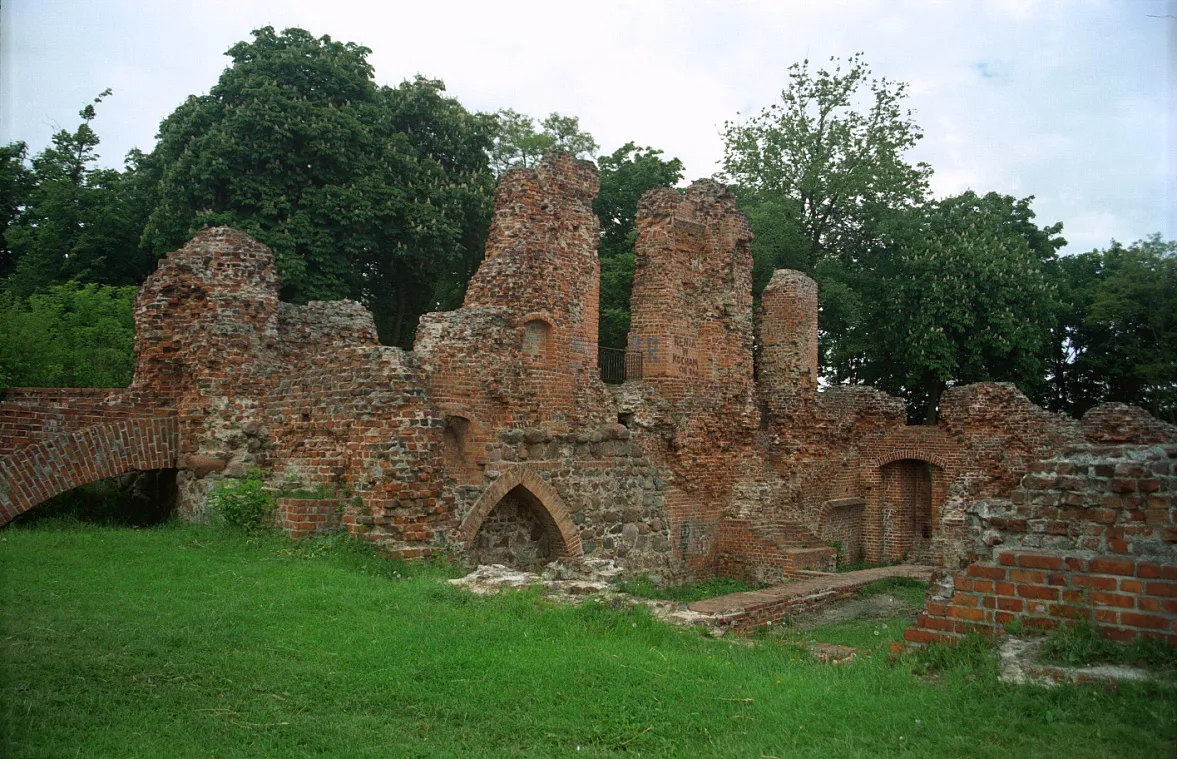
[{"left": 787, "top": 592, "right": 923, "bottom": 630}]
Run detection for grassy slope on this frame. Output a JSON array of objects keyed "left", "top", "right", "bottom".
[{"left": 1, "top": 523, "right": 1174, "bottom": 758}]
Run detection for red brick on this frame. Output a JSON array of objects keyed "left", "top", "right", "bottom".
[
  {"left": 996, "top": 581, "right": 1017, "bottom": 596},
  {"left": 1145, "top": 581, "right": 1177, "bottom": 598},
  {"left": 1017, "top": 553, "right": 1062, "bottom": 570},
  {"left": 948, "top": 606, "right": 986, "bottom": 622},
  {"left": 1089, "top": 559, "right": 1135, "bottom": 576},
  {"left": 1136, "top": 563, "right": 1162, "bottom": 579},
  {"left": 1018, "top": 585, "right": 1060, "bottom": 601},
  {"left": 969, "top": 564, "right": 1008, "bottom": 580},
  {"left": 1090, "top": 592, "right": 1135, "bottom": 609},
  {"left": 1073, "top": 574, "right": 1117, "bottom": 591},
  {"left": 1094, "top": 609, "right": 1119, "bottom": 624},
  {"left": 1121, "top": 612, "right": 1169, "bottom": 630}
]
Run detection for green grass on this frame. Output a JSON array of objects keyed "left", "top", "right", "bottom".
[
  {"left": 1038, "top": 620, "right": 1177, "bottom": 670},
  {"left": 619, "top": 575, "right": 768, "bottom": 603},
  {"left": 2, "top": 522, "right": 1175, "bottom": 758}
]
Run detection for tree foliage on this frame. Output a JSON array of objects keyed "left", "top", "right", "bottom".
[
  {"left": 3, "top": 91, "right": 156, "bottom": 299},
  {"left": 488, "top": 109, "right": 599, "bottom": 175},
  {"left": 0, "top": 281, "right": 137, "bottom": 389},
  {"left": 1053, "top": 236, "right": 1177, "bottom": 422},
  {"left": 143, "top": 27, "right": 497, "bottom": 346},
  {"left": 863, "top": 192, "right": 1064, "bottom": 420},
  {"left": 594, "top": 142, "right": 682, "bottom": 349},
  {"left": 722, "top": 53, "right": 931, "bottom": 272}
]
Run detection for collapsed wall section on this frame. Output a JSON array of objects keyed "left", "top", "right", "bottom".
[{"left": 905, "top": 442, "right": 1177, "bottom": 646}]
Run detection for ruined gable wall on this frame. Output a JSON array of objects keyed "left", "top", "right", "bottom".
[
  {"left": 129, "top": 228, "right": 451, "bottom": 545},
  {"left": 416, "top": 154, "right": 613, "bottom": 441}
]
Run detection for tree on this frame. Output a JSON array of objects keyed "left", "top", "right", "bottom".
[
  {"left": 722, "top": 53, "right": 931, "bottom": 273},
  {"left": 594, "top": 143, "right": 683, "bottom": 349},
  {"left": 142, "top": 27, "right": 496, "bottom": 347},
  {"left": 0, "top": 141, "right": 31, "bottom": 279},
  {"left": 0, "top": 281, "right": 137, "bottom": 389},
  {"left": 721, "top": 55, "right": 935, "bottom": 389},
  {"left": 863, "top": 192, "right": 1064, "bottom": 421},
  {"left": 1055, "top": 236, "right": 1177, "bottom": 421},
  {"left": 3, "top": 91, "right": 155, "bottom": 298},
  {"left": 488, "top": 109, "right": 598, "bottom": 175}
]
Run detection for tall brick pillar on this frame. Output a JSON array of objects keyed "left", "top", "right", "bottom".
[{"left": 757, "top": 269, "right": 819, "bottom": 399}]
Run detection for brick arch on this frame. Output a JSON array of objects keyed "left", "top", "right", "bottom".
[
  {"left": 459, "top": 467, "right": 582, "bottom": 558},
  {"left": 872, "top": 449, "right": 950, "bottom": 471},
  {"left": 0, "top": 417, "right": 180, "bottom": 526}
]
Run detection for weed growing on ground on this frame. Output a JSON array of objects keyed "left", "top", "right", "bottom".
[
  {"left": 206, "top": 469, "right": 276, "bottom": 531},
  {"left": 1039, "top": 619, "right": 1177, "bottom": 670}
]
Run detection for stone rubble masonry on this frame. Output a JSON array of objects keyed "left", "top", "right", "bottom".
[{"left": 2, "top": 148, "right": 1176, "bottom": 650}]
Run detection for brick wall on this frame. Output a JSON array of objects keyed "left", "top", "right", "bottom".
[{"left": 904, "top": 443, "right": 1177, "bottom": 646}]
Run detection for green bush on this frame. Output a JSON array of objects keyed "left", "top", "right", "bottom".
[{"left": 207, "top": 470, "right": 275, "bottom": 531}]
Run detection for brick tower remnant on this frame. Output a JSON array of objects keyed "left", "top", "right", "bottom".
[
  {"left": 757, "top": 269, "right": 819, "bottom": 401},
  {"left": 628, "top": 180, "right": 756, "bottom": 418},
  {"left": 415, "top": 152, "right": 613, "bottom": 442}
]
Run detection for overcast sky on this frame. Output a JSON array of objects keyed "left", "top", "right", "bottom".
[{"left": 2, "top": 0, "right": 1173, "bottom": 254}]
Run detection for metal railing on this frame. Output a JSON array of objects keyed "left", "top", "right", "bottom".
[{"left": 598, "top": 347, "right": 643, "bottom": 384}]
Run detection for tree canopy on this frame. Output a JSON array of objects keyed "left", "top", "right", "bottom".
[
  {"left": 142, "top": 27, "right": 497, "bottom": 346},
  {"left": 488, "top": 109, "right": 599, "bottom": 175}
]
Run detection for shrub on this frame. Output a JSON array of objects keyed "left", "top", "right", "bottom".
[{"left": 207, "top": 470, "right": 275, "bottom": 531}]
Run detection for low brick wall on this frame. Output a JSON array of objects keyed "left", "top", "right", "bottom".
[
  {"left": 276, "top": 497, "right": 341, "bottom": 539},
  {"left": 904, "top": 443, "right": 1177, "bottom": 646},
  {"left": 905, "top": 549, "right": 1176, "bottom": 644},
  {"left": 691, "top": 565, "right": 933, "bottom": 634}
]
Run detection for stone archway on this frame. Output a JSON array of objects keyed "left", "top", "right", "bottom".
[
  {"left": 458, "top": 467, "right": 582, "bottom": 565},
  {"left": 0, "top": 417, "right": 180, "bottom": 526}
]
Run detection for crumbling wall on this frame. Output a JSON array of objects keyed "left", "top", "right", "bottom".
[{"left": 905, "top": 441, "right": 1177, "bottom": 645}]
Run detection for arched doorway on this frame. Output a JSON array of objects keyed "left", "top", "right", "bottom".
[
  {"left": 470, "top": 485, "right": 560, "bottom": 570},
  {"left": 459, "top": 468, "right": 582, "bottom": 569},
  {"left": 879, "top": 458, "right": 942, "bottom": 564}
]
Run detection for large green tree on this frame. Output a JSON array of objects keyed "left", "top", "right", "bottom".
[
  {"left": 3, "top": 92, "right": 155, "bottom": 298},
  {"left": 594, "top": 142, "right": 683, "bottom": 349},
  {"left": 1053, "top": 236, "right": 1177, "bottom": 422},
  {"left": 143, "top": 27, "right": 496, "bottom": 346},
  {"left": 722, "top": 53, "right": 931, "bottom": 273},
  {"left": 721, "top": 54, "right": 934, "bottom": 388},
  {"left": 863, "top": 192, "right": 1064, "bottom": 421}
]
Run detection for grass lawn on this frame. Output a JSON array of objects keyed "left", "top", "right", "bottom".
[{"left": 2, "top": 522, "right": 1174, "bottom": 758}]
